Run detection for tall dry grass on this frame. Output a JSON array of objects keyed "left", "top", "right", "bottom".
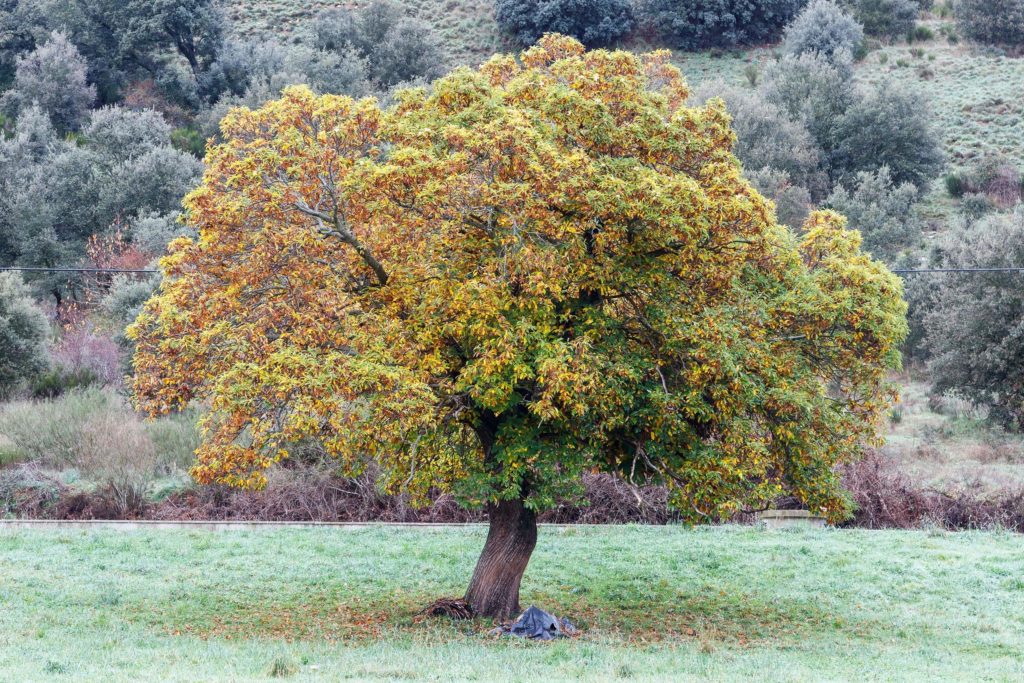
[{"left": 0, "top": 387, "right": 200, "bottom": 517}]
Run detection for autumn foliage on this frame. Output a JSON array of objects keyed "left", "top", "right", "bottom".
[{"left": 129, "top": 35, "right": 906, "bottom": 616}]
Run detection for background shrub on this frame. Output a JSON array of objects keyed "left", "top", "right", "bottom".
[
  {"left": 495, "top": 0, "right": 635, "bottom": 47},
  {"left": 144, "top": 407, "right": 203, "bottom": 474},
  {"left": 783, "top": 0, "right": 864, "bottom": 63},
  {"left": 76, "top": 409, "right": 159, "bottom": 516},
  {"left": 945, "top": 172, "right": 966, "bottom": 197},
  {"left": 825, "top": 166, "right": 921, "bottom": 260},
  {"left": 911, "top": 24, "right": 935, "bottom": 42},
  {"left": 958, "top": 192, "right": 993, "bottom": 220},
  {"left": 0, "top": 272, "right": 50, "bottom": 398},
  {"left": 50, "top": 323, "right": 122, "bottom": 387},
  {"left": 640, "top": 0, "right": 809, "bottom": 50},
  {"left": 0, "top": 387, "right": 117, "bottom": 465},
  {"left": 170, "top": 126, "right": 205, "bottom": 157},
  {"left": 951, "top": 153, "right": 1024, "bottom": 207},
  {"left": 954, "top": 0, "right": 1024, "bottom": 46},
  {"left": 841, "top": 449, "right": 1024, "bottom": 531},
  {"left": 29, "top": 367, "right": 100, "bottom": 400},
  {"left": 0, "top": 462, "right": 66, "bottom": 515},
  {"left": 922, "top": 207, "right": 1024, "bottom": 428},
  {"left": 0, "top": 386, "right": 197, "bottom": 485},
  {"left": 831, "top": 79, "right": 945, "bottom": 190},
  {"left": 844, "top": 0, "right": 920, "bottom": 39}
]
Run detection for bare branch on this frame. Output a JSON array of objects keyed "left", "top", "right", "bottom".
[{"left": 291, "top": 199, "right": 390, "bottom": 287}]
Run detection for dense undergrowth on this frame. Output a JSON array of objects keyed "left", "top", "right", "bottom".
[
  {"left": 6, "top": 455, "right": 1024, "bottom": 531},
  {"left": 3, "top": 387, "right": 1023, "bottom": 531}
]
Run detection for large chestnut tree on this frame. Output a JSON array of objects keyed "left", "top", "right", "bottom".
[{"left": 129, "top": 35, "right": 907, "bottom": 619}]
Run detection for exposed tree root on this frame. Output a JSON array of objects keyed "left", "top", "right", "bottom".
[{"left": 417, "top": 597, "right": 475, "bottom": 621}]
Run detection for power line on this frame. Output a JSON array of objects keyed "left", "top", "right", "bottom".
[
  {"left": 0, "top": 266, "right": 158, "bottom": 274},
  {"left": 892, "top": 268, "right": 1024, "bottom": 275}
]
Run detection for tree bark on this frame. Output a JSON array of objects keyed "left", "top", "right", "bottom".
[{"left": 464, "top": 498, "right": 538, "bottom": 620}]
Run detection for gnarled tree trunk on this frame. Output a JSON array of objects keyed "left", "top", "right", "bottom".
[{"left": 464, "top": 498, "right": 538, "bottom": 620}]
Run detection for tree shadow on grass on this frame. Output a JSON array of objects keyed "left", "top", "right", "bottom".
[
  {"left": 130, "top": 583, "right": 883, "bottom": 648},
  {"left": 133, "top": 589, "right": 427, "bottom": 643},
  {"left": 529, "top": 587, "right": 882, "bottom": 646}
]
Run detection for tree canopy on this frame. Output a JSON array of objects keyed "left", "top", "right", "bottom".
[
  {"left": 129, "top": 35, "right": 907, "bottom": 617},
  {"left": 495, "top": 0, "right": 635, "bottom": 47},
  {"left": 1, "top": 30, "right": 95, "bottom": 132}
]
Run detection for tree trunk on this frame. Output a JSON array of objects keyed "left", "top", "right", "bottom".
[{"left": 464, "top": 498, "right": 538, "bottom": 620}]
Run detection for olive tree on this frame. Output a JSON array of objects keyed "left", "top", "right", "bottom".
[
  {"left": 1, "top": 31, "right": 95, "bottom": 132},
  {"left": 0, "top": 271, "right": 50, "bottom": 396},
  {"left": 0, "top": 105, "right": 201, "bottom": 304},
  {"left": 831, "top": 80, "right": 945, "bottom": 191},
  {"left": 783, "top": 0, "right": 864, "bottom": 63}
]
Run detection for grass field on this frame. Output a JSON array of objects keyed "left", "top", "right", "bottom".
[{"left": 1, "top": 525, "right": 1023, "bottom": 681}]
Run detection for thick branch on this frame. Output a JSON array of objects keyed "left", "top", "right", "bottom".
[{"left": 292, "top": 201, "right": 389, "bottom": 287}]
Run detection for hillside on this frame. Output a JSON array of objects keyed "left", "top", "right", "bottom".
[
  {"left": 226, "top": 0, "right": 511, "bottom": 66},
  {"left": 228, "top": 4, "right": 1024, "bottom": 171}
]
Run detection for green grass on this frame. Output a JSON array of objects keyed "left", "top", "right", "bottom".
[{"left": 2, "top": 525, "right": 1023, "bottom": 681}]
